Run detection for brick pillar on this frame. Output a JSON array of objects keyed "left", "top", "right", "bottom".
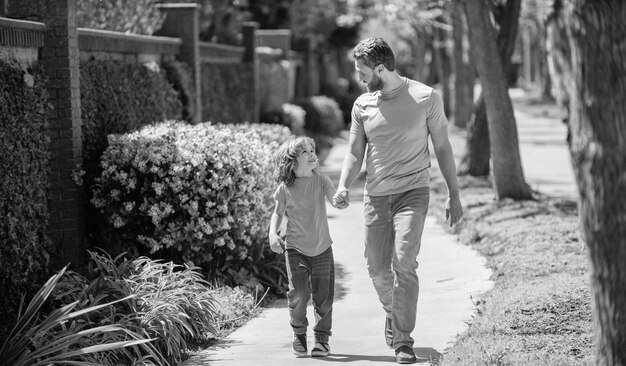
[
  {"left": 10, "top": 0, "right": 85, "bottom": 268},
  {"left": 156, "top": 3, "right": 202, "bottom": 123},
  {"left": 242, "top": 22, "right": 259, "bottom": 123}
]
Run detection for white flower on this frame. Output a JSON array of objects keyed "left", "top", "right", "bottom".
[
  {"left": 112, "top": 215, "right": 125, "bottom": 228},
  {"left": 124, "top": 201, "right": 135, "bottom": 212}
]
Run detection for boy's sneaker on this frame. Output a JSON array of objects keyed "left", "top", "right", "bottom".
[
  {"left": 311, "top": 342, "right": 330, "bottom": 357},
  {"left": 292, "top": 334, "right": 307, "bottom": 357}
]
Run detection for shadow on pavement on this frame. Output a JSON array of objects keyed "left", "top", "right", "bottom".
[{"left": 307, "top": 347, "right": 441, "bottom": 363}]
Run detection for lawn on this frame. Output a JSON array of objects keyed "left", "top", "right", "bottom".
[{"left": 427, "top": 94, "right": 594, "bottom": 365}]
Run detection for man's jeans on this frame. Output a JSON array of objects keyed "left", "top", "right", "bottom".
[
  {"left": 285, "top": 247, "right": 335, "bottom": 343},
  {"left": 363, "top": 187, "right": 429, "bottom": 350}
]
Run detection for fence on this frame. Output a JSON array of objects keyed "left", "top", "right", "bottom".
[{"left": 0, "top": 0, "right": 300, "bottom": 267}]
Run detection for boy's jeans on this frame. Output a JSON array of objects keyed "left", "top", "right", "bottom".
[
  {"left": 363, "top": 187, "right": 429, "bottom": 350},
  {"left": 285, "top": 246, "right": 335, "bottom": 343}
]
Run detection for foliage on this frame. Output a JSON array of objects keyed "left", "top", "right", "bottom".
[
  {"left": 52, "top": 251, "right": 217, "bottom": 365},
  {"left": 0, "top": 60, "right": 54, "bottom": 326},
  {"left": 76, "top": 0, "right": 165, "bottom": 35},
  {"left": 89, "top": 121, "right": 289, "bottom": 290},
  {"left": 201, "top": 63, "right": 255, "bottom": 124},
  {"left": 297, "top": 95, "right": 344, "bottom": 137},
  {"left": 321, "top": 77, "right": 362, "bottom": 127},
  {"left": 294, "top": 95, "right": 344, "bottom": 153},
  {"left": 288, "top": 0, "right": 352, "bottom": 42},
  {"left": 210, "top": 286, "right": 264, "bottom": 334},
  {"left": 260, "top": 103, "right": 307, "bottom": 136},
  {"left": 281, "top": 103, "right": 307, "bottom": 135},
  {"left": 258, "top": 57, "right": 292, "bottom": 116},
  {"left": 162, "top": 60, "right": 197, "bottom": 123},
  {"left": 80, "top": 59, "right": 182, "bottom": 201},
  {"left": 196, "top": 0, "right": 248, "bottom": 45},
  {"left": 0, "top": 265, "right": 159, "bottom": 366}
]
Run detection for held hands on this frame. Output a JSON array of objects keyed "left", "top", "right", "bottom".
[
  {"left": 269, "top": 232, "right": 285, "bottom": 254},
  {"left": 445, "top": 195, "right": 463, "bottom": 227},
  {"left": 333, "top": 188, "right": 350, "bottom": 209}
]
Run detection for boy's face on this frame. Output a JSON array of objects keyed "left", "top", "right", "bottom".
[{"left": 296, "top": 142, "right": 317, "bottom": 170}]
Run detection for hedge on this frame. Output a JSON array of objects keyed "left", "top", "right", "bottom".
[
  {"left": 201, "top": 63, "right": 255, "bottom": 124},
  {"left": 0, "top": 60, "right": 53, "bottom": 324}
]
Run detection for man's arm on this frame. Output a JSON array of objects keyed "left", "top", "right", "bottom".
[
  {"left": 334, "top": 132, "right": 367, "bottom": 205},
  {"left": 430, "top": 125, "right": 463, "bottom": 226}
]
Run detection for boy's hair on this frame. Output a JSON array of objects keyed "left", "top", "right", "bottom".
[
  {"left": 352, "top": 37, "right": 395, "bottom": 71},
  {"left": 275, "top": 136, "right": 317, "bottom": 186}
]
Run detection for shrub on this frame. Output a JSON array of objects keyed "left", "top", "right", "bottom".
[
  {"left": 0, "top": 60, "right": 53, "bottom": 326},
  {"left": 51, "top": 251, "right": 217, "bottom": 365},
  {"left": 297, "top": 95, "right": 344, "bottom": 138},
  {"left": 281, "top": 103, "right": 307, "bottom": 136},
  {"left": 0, "top": 265, "right": 161, "bottom": 366},
  {"left": 260, "top": 103, "right": 307, "bottom": 137},
  {"left": 162, "top": 60, "right": 197, "bottom": 123},
  {"left": 80, "top": 59, "right": 182, "bottom": 184},
  {"left": 76, "top": 0, "right": 164, "bottom": 35},
  {"left": 258, "top": 57, "right": 292, "bottom": 114},
  {"left": 89, "top": 121, "right": 289, "bottom": 288},
  {"left": 222, "top": 122, "right": 294, "bottom": 147},
  {"left": 201, "top": 63, "right": 255, "bottom": 124},
  {"left": 295, "top": 95, "right": 344, "bottom": 154}
]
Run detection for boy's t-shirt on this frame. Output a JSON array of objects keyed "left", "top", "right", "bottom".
[
  {"left": 273, "top": 174, "right": 334, "bottom": 257},
  {"left": 350, "top": 77, "right": 448, "bottom": 196}
]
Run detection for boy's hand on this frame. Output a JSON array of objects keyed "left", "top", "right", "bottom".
[
  {"left": 269, "top": 233, "right": 285, "bottom": 254},
  {"left": 333, "top": 188, "right": 350, "bottom": 209}
]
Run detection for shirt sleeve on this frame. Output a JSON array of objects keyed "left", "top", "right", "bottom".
[
  {"left": 273, "top": 184, "right": 286, "bottom": 203},
  {"left": 349, "top": 101, "right": 365, "bottom": 135},
  {"left": 426, "top": 89, "right": 448, "bottom": 132}
]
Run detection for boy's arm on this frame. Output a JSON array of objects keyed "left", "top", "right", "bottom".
[
  {"left": 269, "top": 200, "right": 286, "bottom": 253},
  {"left": 323, "top": 175, "right": 348, "bottom": 208}
]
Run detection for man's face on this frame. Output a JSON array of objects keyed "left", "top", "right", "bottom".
[{"left": 354, "top": 59, "right": 384, "bottom": 92}]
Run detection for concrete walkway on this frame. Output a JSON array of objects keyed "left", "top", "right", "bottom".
[{"left": 182, "top": 135, "right": 494, "bottom": 366}]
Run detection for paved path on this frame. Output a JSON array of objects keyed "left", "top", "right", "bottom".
[
  {"left": 182, "top": 134, "right": 493, "bottom": 366},
  {"left": 511, "top": 89, "right": 577, "bottom": 199}
]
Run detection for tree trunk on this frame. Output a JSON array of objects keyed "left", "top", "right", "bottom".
[
  {"left": 451, "top": 1, "right": 474, "bottom": 128},
  {"left": 458, "top": 93, "right": 490, "bottom": 176},
  {"left": 464, "top": 0, "right": 531, "bottom": 200},
  {"left": 433, "top": 19, "right": 452, "bottom": 117},
  {"left": 563, "top": 1, "right": 626, "bottom": 364},
  {"left": 458, "top": 0, "right": 521, "bottom": 177}
]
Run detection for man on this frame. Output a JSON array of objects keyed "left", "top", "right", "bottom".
[{"left": 333, "top": 37, "right": 463, "bottom": 364}]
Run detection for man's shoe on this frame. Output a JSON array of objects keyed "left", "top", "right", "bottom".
[
  {"left": 292, "top": 334, "right": 307, "bottom": 357},
  {"left": 395, "top": 345, "right": 417, "bottom": 364},
  {"left": 311, "top": 342, "right": 330, "bottom": 357},
  {"left": 385, "top": 317, "right": 393, "bottom": 348}
]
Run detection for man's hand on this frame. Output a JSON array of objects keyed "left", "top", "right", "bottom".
[
  {"left": 269, "top": 232, "right": 285, "bottom": 254},
  {"left": 445, "top": 195, "right": 463, "bottom": 227},
  {"left": 333, "top": 187, "right": 350, "bottom": 209}
]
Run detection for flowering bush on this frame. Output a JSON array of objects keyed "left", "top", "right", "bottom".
[
  {"left": 297, "top": 95, "right": 344, "bottom": 138},
  {"left": 90, "top": 121, "right": 288, "bottom": 273},
  {"left": 281, "top": 103, "right": 306, "bottom": 136},
  {"left": 221, "top": 122, "right": 294, "bottom": 147}
]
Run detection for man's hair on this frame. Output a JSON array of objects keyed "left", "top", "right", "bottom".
[
  {"left": 352, "top": 37, "right": 395, "bottom": 71},
  {"left": 274, "top": 136, "right": 317, "bottom": 185}
]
